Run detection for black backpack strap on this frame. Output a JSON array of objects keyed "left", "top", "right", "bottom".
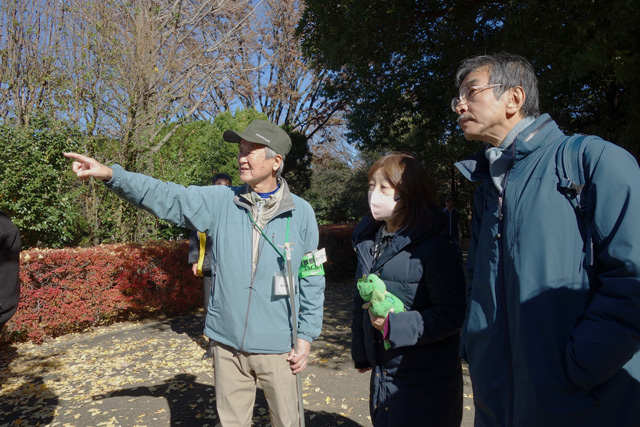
[{"left": 556, "top": 135, "right": 593, "bottom": 265}]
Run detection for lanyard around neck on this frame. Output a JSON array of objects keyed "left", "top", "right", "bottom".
[{"left": 247, "top": 211, "right": 290, "bottom": 259}]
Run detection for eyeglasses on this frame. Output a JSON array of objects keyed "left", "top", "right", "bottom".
[{"left": 451, "top": 84, "right": 504, "bottom": 112}]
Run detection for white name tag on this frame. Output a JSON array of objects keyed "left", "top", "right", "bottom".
[
  {"left": 313, "top": 248, "right": 327, "bottom": 266},
  {"left": 273, "top": 271, "right": 289, "bottom": 296}
]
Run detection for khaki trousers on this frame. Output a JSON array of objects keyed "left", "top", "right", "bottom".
[{"left": 213, "top": 342, "right": 300, "bottom": 427}]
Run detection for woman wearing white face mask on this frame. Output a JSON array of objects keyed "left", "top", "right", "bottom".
[{"left": 351, "top": 153, "right": 466, "bottom": 427}]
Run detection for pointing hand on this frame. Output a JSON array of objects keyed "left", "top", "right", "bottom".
[{"left": 64, "top": 152, "right": 113, "bottom": 181}]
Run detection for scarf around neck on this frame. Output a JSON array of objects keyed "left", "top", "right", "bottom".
[{"left": 485, "top": 116, "right": 535, "bottom": 192}]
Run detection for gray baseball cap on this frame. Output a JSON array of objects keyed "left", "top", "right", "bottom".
[{"left": 223, "top": 119, "right": 292, "bottom": 158}]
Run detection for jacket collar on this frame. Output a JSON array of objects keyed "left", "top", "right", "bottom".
[
  {"left": 233, "top": 178, "right": 296, "bottom": 218},
  {"left": 513, "top": 114, "right": 562, "bottom": 161},
  {"left": 455, "top": 114, "right": 562, "bottom": 182},
  {"left": 353, "top": 210, "right": 445, "bottom": 271}
]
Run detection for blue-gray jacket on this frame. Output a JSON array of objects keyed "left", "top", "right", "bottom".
[
  {"left": 106, "top": 165, "right": 325, "bottom": 353},
  {"left": 456, "top": 114, "right": 640, "bottom": 426}
]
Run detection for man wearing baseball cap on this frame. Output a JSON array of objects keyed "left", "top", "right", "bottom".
[{"left": 65, "top": 119, "right": 325, "bottom": 426}]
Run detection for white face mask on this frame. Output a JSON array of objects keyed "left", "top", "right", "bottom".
[{"left": 368, "top": 191, "right": 399, "bottom": 221}]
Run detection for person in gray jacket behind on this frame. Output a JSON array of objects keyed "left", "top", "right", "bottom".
[
  {"left": 453, "top": 52, "right": 640, "bottom": 426},
  {"left": 188, "top": 172, "right": 231, "bottom": 360},
  {"left": 65, "top": 119, "right": 325, "bottom": 427}
]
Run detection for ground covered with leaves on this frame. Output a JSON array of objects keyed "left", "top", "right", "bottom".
[{"left": 0, "top": 281, "right": 473, "bottom": 426}]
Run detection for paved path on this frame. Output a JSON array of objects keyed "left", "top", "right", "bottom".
[{"left": 0, "top": 282, "right": 474, "bottom": 426}]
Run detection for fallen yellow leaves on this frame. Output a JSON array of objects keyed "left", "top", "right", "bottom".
[{"left": 0, "top": 283, "right": 396, "bottom": 426}]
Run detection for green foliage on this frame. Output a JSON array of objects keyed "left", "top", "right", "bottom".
[
  {"left": 72, "top": 135, "right": 142, "bottom": 246},
  {"left": 499, "top": 0, "right": 640, "bottom": 158},
  {"left": 300, "top": 0, "right": 462, "bottom": 153},
  {"left": 154, "top": 119, "right": 238, "bottom": 187},
  {"left": 0, "top": 116, "right": 86, "bottom": 248},
  {"left": 282, "top": 127, "right": 313, "bottom": 196},
  {"left": 0, "top": 108, "right": 317, "bottom": 248},
  {"left": 304, "top": 156, "right": 368, "bottom": 225}
]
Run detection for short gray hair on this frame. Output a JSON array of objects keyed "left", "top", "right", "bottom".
[
  {"left": 455, "top": 52, "right": 540, "bottom": 118},
  {"left": 264, "top": 146, "right": 285, "bottom": 177}
]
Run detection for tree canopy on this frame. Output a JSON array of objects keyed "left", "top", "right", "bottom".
[
  {"left": 298, "top": 0, "right": 640, "bottom": 160},
  {"left": 0, "top": 0, "right": 333, "bottom": 246}
]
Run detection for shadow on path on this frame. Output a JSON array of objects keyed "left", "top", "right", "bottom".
[
  {"left": 95, "top": 372, "right": 363, "bottom": 427},
  {"left": 0, "top": 349, "right": 60, "bottom": 426},
  {"left": 142, "top": 311, "right": 210, "bottom": 353}
]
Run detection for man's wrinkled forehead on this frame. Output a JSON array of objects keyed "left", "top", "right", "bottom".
[{"left": 461, "top": 66, "right": 491, "bottom": 86}]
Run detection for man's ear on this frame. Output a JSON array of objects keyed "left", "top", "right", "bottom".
[
  {"left": 272, "top": 154, "right": 283, "bottom": 172},
  {"left": 506, "top": 86, "right": 526, "bottom": 115}
]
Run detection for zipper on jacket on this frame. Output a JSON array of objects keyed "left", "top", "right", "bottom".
[
  {"left": 497, "top": 166, "right": 515, "bottom": 427},
  {"left": 233, "top": 186, "right": 296, "bottom": 353},
  {"left": 240, "top": 218, "right": 270, "bottom": 352},
  {"left": 277, "top": 230, "right": 297, "bottom": 348},
  {"left": 355, "top": 243, "right": 374, "bottom": 275}
]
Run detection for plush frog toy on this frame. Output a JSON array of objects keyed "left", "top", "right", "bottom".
[{"left": 357, "top": 274, "right": 405, "bottom": 349}]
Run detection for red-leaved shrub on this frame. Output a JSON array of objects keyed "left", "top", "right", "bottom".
[
  {"left": 319, "top": 223, "right": 357, "bottom": 281},
  {"left": 5, "top": 240, "right": 201, "bottom": 344},
  {"left": 4, "top": 224, "right": 358, "bottom": 345}
]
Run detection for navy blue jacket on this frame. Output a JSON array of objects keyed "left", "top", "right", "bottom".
[
  {"left": 456, "top": 114, "right": 640, "bottom": 426},
  {"left": 188, "top": 230, "right": 212, "bottom": 273},
  {"left": 352, "top": 213, "right": 466, "bottom": 426}
]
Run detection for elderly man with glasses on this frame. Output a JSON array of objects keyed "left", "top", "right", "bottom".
[{"left": 453, "top": 53, "right": 640, "bottom": 426}]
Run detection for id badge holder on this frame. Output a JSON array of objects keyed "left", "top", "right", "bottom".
[{"left": 273, "top": 271, "right": 289, "bottom": 296}]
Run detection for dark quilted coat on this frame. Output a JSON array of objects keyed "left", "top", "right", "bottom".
[{"left": 351, "top": 212, "right": 466, "bottom": 427}]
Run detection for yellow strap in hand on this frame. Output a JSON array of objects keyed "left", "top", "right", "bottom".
[{"left": 196, "top": 231, "right": 206, "bottom": 276}]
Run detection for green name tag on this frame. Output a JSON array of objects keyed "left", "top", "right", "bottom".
[{"left": 299, "top": 250, "right": 326, "bottom": 278}]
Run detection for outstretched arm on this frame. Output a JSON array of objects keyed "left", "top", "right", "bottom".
[
  {"left": 64, "top": 152, "right": 113, "bottom": 181},
  {"left": 65, "top": 156, "right": 218, "bottom": 233}
]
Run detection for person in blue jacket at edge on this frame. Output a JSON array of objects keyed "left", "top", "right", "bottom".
[
  {"left": 64, "top": 119, "right": 325, "bottom": 427},
  {"left": 452, "top": 52, "right": 640, "bottom": 426},
  {"left": 352, "top": 153, "right": 466, "bottom": 427}
]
